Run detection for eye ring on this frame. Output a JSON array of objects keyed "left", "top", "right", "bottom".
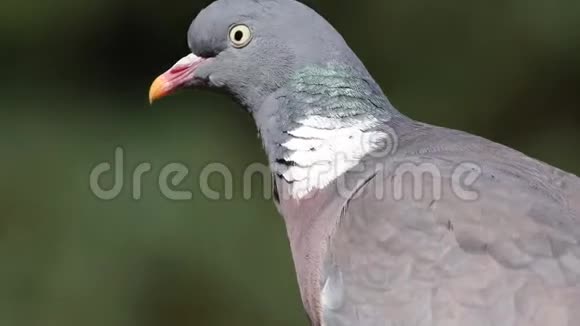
[{"left": 228, "top": 24, "right": 253, "bottom": 48}]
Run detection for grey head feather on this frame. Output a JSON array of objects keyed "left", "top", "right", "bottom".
[{"left": 187, "top": 0, "right": 378, "bottom": 113}]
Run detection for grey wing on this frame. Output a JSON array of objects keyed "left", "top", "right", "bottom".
[{"left": 320, "top": 141, "right": 580, "bottom": 326}]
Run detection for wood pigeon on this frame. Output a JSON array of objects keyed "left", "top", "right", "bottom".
[{"left": 149, "top": 0, "right": 580, "bottom": 325}]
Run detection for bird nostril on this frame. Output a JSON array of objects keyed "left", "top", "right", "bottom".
[{"left": 170, "top": 65, "right": 190, "bottom": 74}]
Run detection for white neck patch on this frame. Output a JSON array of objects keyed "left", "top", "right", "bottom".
[{"left": 273, "top": 115, "right": 389, "bottom": 199}]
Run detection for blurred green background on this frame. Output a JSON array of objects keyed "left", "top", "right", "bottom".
[{"left": 1, "top": 0, "right": 579, "bottom": 325}]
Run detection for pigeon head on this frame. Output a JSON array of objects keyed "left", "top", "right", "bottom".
[
  {"left": 149, "top": 0, "right": 362, "bottom": 109},
  {"left": 149, "top": 0, "right": 397, "bottom": 198}
]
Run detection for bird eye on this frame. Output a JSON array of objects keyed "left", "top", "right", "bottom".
[{"left": 229, "top": 24, "right": 252, "bottom": 48}]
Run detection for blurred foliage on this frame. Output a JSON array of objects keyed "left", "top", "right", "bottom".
[{"left": 0, "top": 0, "right": 579, "bottom": 325}]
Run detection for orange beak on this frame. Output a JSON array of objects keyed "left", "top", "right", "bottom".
[{"left": 149, "top": 53, "right": 207, "bottom": 104}]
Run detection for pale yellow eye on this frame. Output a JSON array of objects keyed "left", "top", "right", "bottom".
[{"left": 229, "top": 24, "right": 252, "bottom": 48}]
